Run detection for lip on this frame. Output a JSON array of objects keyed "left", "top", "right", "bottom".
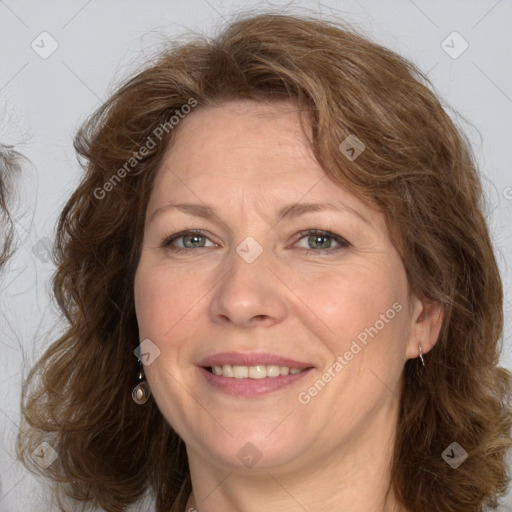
[
  {"left": 196, "top": 352, "right": 315, "bottom": 397},
  {"left": 198, "top": 366, "right": 314, "bottom": 397},
  {"left": 197, "top": 352, "right": 313, "bottom": 369}
]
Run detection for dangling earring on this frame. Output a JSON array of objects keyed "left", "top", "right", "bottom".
[
  {"left": 418, "top": 343, "right": 426, "bottom": 367},
  {"left": 132, "top": 360, "right": 151, "bottom": 404}
]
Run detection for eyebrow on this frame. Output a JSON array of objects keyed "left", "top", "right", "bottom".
[{"left": 148, "top": 201, "right": 371, "bottom": 228}]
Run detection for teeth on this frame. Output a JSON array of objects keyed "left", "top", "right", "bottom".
[
  {"left": 211, "top": 365, "right": 306, "bottom": 378},
  {"left": 233, "top": 365, "right": 248, "bottom": 379}
]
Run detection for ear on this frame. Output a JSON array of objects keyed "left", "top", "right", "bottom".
[{"left": 405, "top": 295, "right": 444, "bottom": 360}]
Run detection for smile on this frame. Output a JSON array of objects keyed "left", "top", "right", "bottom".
[
  {"left": 207, "top": 364, "right": 305, "bottom": 378},
  {"left": 199, "top": 366, "right": 314, "bottom": 397}
]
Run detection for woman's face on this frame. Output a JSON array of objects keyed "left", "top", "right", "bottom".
[{"left": 134, "top": 99, "right": 432, "bottom": 473}]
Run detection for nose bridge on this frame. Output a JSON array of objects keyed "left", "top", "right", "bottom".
[
  {"left": 219, "top": 234, "right": 269, "bottom": 302},
  {"left": 208, "top": 234, "right": 287, "bottom": 327}
]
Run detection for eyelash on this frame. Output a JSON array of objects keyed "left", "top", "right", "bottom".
[{"left": 160, "top": 229, "right": 350, "bottom": 255}]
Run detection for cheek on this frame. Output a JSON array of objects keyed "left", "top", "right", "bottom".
[
  {"left": 293, "top": 261, "right": 408, "bottom": 362},
  {"left": 296, "top": 261, "right": 397, "bottom": 325},
  {"left": 134, "top": 264, "right": 197, "bottom": 341}
]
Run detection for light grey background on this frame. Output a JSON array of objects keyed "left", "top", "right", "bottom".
[{"left": 1, "top": 0, "right": 511, "bottom": 510}]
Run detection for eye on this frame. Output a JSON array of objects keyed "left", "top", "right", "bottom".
[
  {"left": 294, "top": 229, "right": 350, "bottom": 254},
  {"left": 160, "top": 229, "right": 350, "bottom": 255},
  {"left": 161, "top": 230, "right": 216, "bottom": 253}
]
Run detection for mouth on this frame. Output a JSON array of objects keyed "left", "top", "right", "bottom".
[
  {"left": 197, "top": 353, "right": 315, "bottom": 397},
  {"left": 203, "top": 364, "right": 310, "bottom": 378}
]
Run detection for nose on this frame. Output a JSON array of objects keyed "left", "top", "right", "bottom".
[{"left": 208, "top": 244, "right": 288, "bottom": 329}]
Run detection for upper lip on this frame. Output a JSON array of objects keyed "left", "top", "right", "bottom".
[{"left": 197, "top": 352, "right": 313, "bottom": 369}]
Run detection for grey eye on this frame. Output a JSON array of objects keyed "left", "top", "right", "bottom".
[
  {"left": 295, "top": 230, "right": 348, "bottom": 252},
  {"left": 307, "top": 234, "right": 333, "bottom": 249},
  {"left": 181, "top": 234, "right": 207, "bottom": 248}
]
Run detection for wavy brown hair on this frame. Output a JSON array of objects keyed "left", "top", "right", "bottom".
[{"left": 16, "top": 12, "right": 512, "bottom": 512}]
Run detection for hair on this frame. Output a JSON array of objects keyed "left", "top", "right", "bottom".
[
  {"left": 0, "top": 144, "right": 23, "bottom": 268},
  {"left": 16, "top": 12, "right": 512, "bottom": 512}
]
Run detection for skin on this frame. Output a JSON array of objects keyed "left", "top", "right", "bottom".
[{"left": 133, "top": 99, "right": 444, "bottom": 512}]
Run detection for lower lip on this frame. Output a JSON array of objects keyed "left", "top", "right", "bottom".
[{"left": 198, "top": 366, "right": 314, "bottom": 397}]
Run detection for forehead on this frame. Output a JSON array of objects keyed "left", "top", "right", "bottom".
[
  {"left": 145, "top": 100, "right": 394, "bottom": 248},
  {"left": 164, "top": 100, "right": 314, "bottom": 172},
  {"left": 153, "top": 100, "right": 351, "bottom": 203}
]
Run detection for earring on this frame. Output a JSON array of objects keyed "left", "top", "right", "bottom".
[
  {"left": 132, "top": 360, "right": 151, "bottom": 404},
  {"left": 419, "top": 343, "right": 425, "bottom": 367}
]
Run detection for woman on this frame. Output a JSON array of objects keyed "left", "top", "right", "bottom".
[{"left": 16, "top": 12, "right": 512, "bottom": 512}]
